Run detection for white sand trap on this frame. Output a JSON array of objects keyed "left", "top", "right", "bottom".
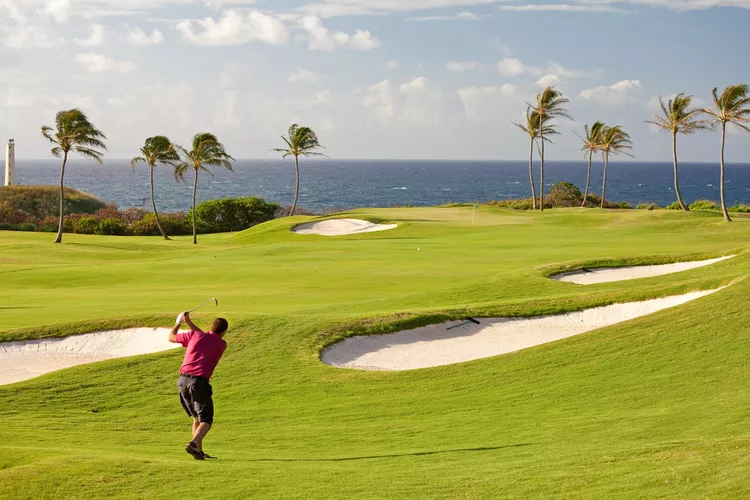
[
  {"left": 322, "top": 289, "right": 720, "bottom": 371},
  {"left": 0, "top": 328, "right": 181, "bottom": 385},
  {"left": 293, "top": 218, "right": 397, "bottom": 236},
  {"left": 552, "top": 256, "right": 734, "bottom": 285}
]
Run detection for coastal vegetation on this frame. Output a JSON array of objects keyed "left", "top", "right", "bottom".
[
  {"left": 272, "top": 123, "right": 327, "bottom": 216},
  {"left": 173, "top": 133, "right": 235, "bottom": 244},
  {"left": 131, "top": 136, "right": 180, "bottom": 240},
  {"left": 41, "top": 108, "right": 107, "bottom": 244}
]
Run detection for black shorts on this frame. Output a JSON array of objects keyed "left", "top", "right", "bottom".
[{"left": 177, "top": 374, "right": 214, "bottom": 425}]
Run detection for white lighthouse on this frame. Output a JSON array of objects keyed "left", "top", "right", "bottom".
[{"left": 4, "top": 139, "right": 15, "bottom": 186}]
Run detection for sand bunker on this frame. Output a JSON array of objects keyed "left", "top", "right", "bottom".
[
  {"left": 322, "top": 289, "right": 719, "bottom": 371},
  {"left": 293, "top": 218, "right": 397, "bottom": 236},
  {"left": 0, "top": 328, "right": 180, "bottom": 385},
  {"left": 552, "top": 256, "right": 734, "bottom": 285}
]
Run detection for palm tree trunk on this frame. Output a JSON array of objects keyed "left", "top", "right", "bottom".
[
  {"left": 673, "top": 132, "right": 688, "bottom": 211},
  {"left": 601, "top": 151, "right": 609, "bottom": 209},
  {"left": 720, "top": 122, "right": 731, "bottom": 222},
  {"left": 289, "top": 155, "right": 300, "bottom": 216},
  {"left": 582, "top": 150, "right": 592, "bottom": 208},
  {"left": 528, "top": 138, "right": 537, "bottom": 210},
  {"left": 539, "top": 124, "right": 545, "bottom": 212},
  {"left": 151, "top": 165, "right": 170, "bottom": 240},
  {"left": 54, "top": 152, "right": 68, "bottom": 244},
  {"left": 192, "top": 168, "right": 199, "bottom": 244}
]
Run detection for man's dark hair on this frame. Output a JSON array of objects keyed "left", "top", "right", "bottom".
[{"left": 210, "top": 318, "right": 229, "bottom": 335}]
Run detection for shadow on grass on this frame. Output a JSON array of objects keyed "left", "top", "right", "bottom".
[{"left": 251, "top": 443, "right": 533, "bottom": 462}]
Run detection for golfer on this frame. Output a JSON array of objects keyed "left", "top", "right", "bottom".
[{"left": 169, "top": 312, "right": 228, "bottom": 460}]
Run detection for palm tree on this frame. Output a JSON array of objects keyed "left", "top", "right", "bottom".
[
  {"left": 41, "top": 109, "right": 107, "bottom": 244},
  {"left": 529, "top": 86, "right": 572, "bottom": 211},
  {"left": 271, "top": 124, "right": 327, "bottom": 216},
  {"left": 577, "top": 121, "right": 605, "bottom": 208},
  {"left": 646, "top": 94, "right": 707, "bottom": 211},
  {"left": 513, "top": 107, "right": 556, "bottom": 210},
  {"left": 599, "top": 125, "right": 634, "bottom": 208},
  {"left": 173, "top": 133, "right": 234, "bottom": 244},
  {"left": 701, "top": 85, "right": 750, "bottom": 222},
  {"left": 131, "top": 136, "right": 179, "bottom": 240}
]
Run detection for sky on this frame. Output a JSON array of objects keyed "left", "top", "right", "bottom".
[{"left": 1, "top": 0, "right": 749, "bottom": 161}]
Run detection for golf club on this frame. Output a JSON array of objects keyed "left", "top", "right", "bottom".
[
  {"left": 189, "top": 297, "right": 219, "bottom": 313},
  {"left": 447, "top": 317, "right": 480, "bottom": 330}
]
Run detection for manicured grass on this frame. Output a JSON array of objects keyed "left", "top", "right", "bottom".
[{"left": 1, "top": 206, "right": 749, "bottom": 498}]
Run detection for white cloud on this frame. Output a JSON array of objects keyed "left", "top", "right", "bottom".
[
  {"left": 74, "top": 52, "right": 138, "bottom": 73},
  {"left": 299, "top": 15, "right": 381, "bottom": 51},
  {"left": 497, "top": 58, "right": 525, "bottom": 77},
  {"left": 411, "top": 10, "right": 490, "bottom": 21},
  {"left": 40, "top": 0, "right": 71, "bottom": 23},
  {"left": 288, "top": 68, "right": 321, "bottom": 83},
  {"left": 361, "top": 79, "right": 395, "bottom": 121},
  {"left": 126, "top": 25, "right": 165, "bottom": 45},
  {"left": 177, "top": 10, "right": 289, "bottom": 46},
  {"left": 458, "top": 84, "right": 523, "bottom": 122},
  {"left": 384, "top": 59, "right": 399, "bottom": 69},
  {"left": 501, "top": 4, "right": 633, "bottom": 13},
  {"left": 537, "top": 74, "right": 561, "bottom": 88},
  {"left": 74, "top": 24, "right": 105, "bottom": 47},
  {"left": 580, "top": 79, "right": 642, "bottom": 106},
  {"left": 314, "top": 90, "right": 332, "bottom": 103},
  {"left": 446, "top": 61, "right": 479, "bottom": 72},
  {"left": 1, "top": 1, "right": 63, "bottom": 48}
]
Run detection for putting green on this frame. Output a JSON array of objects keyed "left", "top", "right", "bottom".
[{"left": 1, "top": 206, "right": 749, "bottom": 498}]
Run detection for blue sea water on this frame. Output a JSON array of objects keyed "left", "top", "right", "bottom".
[{"left": 5, "top": 159, "right": 750, "bottom": 212}]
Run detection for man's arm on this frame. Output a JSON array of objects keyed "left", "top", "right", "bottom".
[
  {"left": 168, "top": 312, "right": 191, "bottom": 343},
  {"left": 183, "top": 312, "right": 204, "bottom": 334}
]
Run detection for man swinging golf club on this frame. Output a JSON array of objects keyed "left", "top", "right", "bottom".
[{"left": 169, "top": 311, "right": 228, "bottom": 460}]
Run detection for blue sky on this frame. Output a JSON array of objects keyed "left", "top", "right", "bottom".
[{"left": 1, "top": 0, "right": 749, "bottom": 161}]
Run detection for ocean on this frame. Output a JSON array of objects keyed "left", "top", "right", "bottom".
[{"left": 5, "top": 159, "right": 750, "bottom": 212}]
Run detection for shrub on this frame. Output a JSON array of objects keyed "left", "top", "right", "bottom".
[
  {"left": 76, "top": 216, "right": 99, "bottom": 234},
  {"left": 546, "top": 182, "right": 583, "bottom": 208},
  {"left": 618, "top": 201, "right": 633, "bottom": 209},
  {"left": 0, "top": 223, "right": 14, "bottom": 230},
  {"left": 487, "top": 199, "right": 534, "bottom": 210},
  {"left": 689, "top": 199, "right": 719, "bottom": 210},
  {"left": 130, "top": 212, "right": 191, "bottom": 236},
  {"left": 18, "top": 223, "right": 36, "bottom": 231},
  {"left": 729, "top": 204, "right": 750, "bottom": 213},
  {"left": 665, "top": 201, "right": 682, "bottom": 210},
  {"left": 636, "top": 203, "right": 662, "bottom": 210},
  {"left": 0, "top": 185, "right": 109, "bottom": 224},
  {"left": 94, "top": 218, "right": 125, "bottom": 236},
  {"left": 189, "top": 197, "right": 279, "bottom": 233}
]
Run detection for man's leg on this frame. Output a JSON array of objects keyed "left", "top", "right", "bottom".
[
  {"left": 191, "top": 422, "right": 212, "bottom": 452},
  {"left": 192, "top": 417, "right": 200, "bottom": 438}
]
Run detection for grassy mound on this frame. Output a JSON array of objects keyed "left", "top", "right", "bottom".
[
  {"left": 0, "top": 185, "right": 109, "bottom": 224},
  {"left": 1, "top": 207, "right": 749, "bottom": 497}
]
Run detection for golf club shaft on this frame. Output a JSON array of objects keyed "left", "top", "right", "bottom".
[{"left": 189, "top": 298, "right": 217, "bottom": 313}]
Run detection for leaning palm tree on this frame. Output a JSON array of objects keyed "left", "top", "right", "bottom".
[
  {"left": 577, "top": 121, "right": 605, "bottom": 208},
  {"left": 271, "top": 124, "right": 327, "bottom": 216},
  {"left": 513, "top": 107, "right": 556, "bottom": 210},
  {"left": 41, "top": 109, "right": 107, "bottom": 244},
  {"left": 173, "top": 133, "right": 234, "bottom": 244},
  {"left": 599, "top": 125, "right": 634, "bottom": 208},
  {"left": 646, "top": 94, "right": 707, "bottom": 211},
  {"left": 701, "top": 84, "right": 750, "bottom": 222},
  {"left": 131, "top": 136, "right": 179, "bottom": 240},
  {"left": 529, "top": 86, "right": 572, "bottom": 211}
]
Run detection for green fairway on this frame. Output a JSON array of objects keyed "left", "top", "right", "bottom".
[{"left": 2, "top": 206, "right": 750, "bottom": 498}]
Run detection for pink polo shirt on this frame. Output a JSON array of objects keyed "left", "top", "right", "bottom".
[{"left": 176, "top": 330, "right": 227, "bottom": 379}]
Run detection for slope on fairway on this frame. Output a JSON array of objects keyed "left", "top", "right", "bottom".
[{"left": 1, "top": 207, "right": 749, "bottom": 498}]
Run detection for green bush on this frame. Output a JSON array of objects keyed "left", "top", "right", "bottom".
[
  {"left": 487, "top": 199, "right": 534, "bottom": 210},
  {"left": 618, "top": 201, "right": 633, "bottom": 209},
  {"left": 689, "top": 199, "right": 719, "bottom": 210},
  {"left": 665, "top": 201, "right": 682, "bottom": 210},
  {"left": 76, "top": 217, "right": 99, "bottom": 234},
  {"left": 636, "top": 203, "right": 662, "bottom": 210},
  {"left": 18, "top": 223, "right": 36, "bottom": 231},
  {"left": 130, "top": 212, "right": 191, "bottom": 236},
  {"left": 94, "top": 218, "right": 125, "bottom": 236},
  {"left": 546, "top": 182, "right": 583, "bottom": 207},
  {"left": 0, "top": 223, "right": 14, "bottom": 230},
  {"left": 189, "top": 197, "right": 279, "bottom": 233},
  {"left": 729, "top": 204, "right": 750, "bottom": 213},
  {"left": 0, "top": 185, "right": 109, "bottom": 224}
]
